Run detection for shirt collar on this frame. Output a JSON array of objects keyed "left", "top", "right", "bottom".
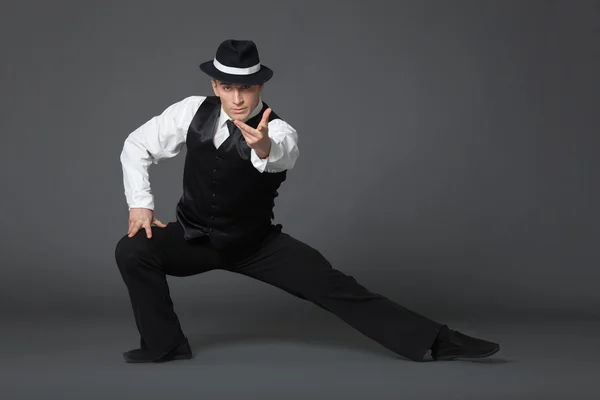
[{"left": 218, "top": 96, "right": 263, "bottom": 129}]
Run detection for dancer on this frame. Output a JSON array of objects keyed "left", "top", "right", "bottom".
[{"left": 115, "top": 39, "right": 500, "bottom": 363}]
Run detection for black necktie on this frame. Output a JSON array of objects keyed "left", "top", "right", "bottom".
[{"left": 226, "top": 119, "right": 236, "bottom": 134}]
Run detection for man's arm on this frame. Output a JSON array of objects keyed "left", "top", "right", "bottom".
[
  {"left": 120, "top": 96, "right": 205, "bottom": 210},
  {"left": 250, "top": 119, "right": 299, "bottom": 173}
]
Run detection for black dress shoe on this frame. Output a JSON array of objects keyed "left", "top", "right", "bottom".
[
  {"left": 123, "top": 337, "right": 193, "bottom": 363},
  {"left": 431, "top": 327, "right": 499, "bottom": 361}
]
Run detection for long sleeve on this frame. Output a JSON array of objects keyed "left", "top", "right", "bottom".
[
  {"left": 120, "top": 96, "right": 205, "bottom": 210},
  {"left": 250, "top": 119, "right": 300, "bottom": 173}
]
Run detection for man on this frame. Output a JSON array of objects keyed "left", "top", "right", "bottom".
[{"left": 115, "top": 39, "right": 500, "bottom": 363}]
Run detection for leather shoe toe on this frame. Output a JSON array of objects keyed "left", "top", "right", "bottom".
[{"left": 432, "top": 330, "right": 499, "bottom": 361}]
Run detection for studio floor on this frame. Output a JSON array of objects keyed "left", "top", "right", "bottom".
[{"left": 1, "top": 303, "right": 598, "bottom": 399}]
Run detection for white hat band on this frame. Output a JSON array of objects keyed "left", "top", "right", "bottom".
[{"left": 213, "top": 58, "right": 261, "bottom": 75}]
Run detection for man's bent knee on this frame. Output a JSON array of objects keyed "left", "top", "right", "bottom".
[{"left": 114, "top": 233, "right": 147, "bottom": 270}]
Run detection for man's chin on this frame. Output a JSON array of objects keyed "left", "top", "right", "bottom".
[{"left": 230, "top": 108, "right": 249, "bottom": 118}]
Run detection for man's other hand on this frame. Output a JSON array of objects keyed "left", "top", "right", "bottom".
[{"left": 128, "top": 208, "right": 166, "bottom": 238}]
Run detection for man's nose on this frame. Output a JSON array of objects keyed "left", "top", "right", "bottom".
[{"left": 233, "top": 90, "right": 243, "bottom": 104}]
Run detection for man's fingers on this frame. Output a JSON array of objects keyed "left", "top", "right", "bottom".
[
  {"left": 256, "top": 109, "right": 271, "bottom": 133},
  {"left": 240, "top": 129, "right": 257, "bottom": 145},
  {"left": 127, "top": 219, "right": 139, "bottom": 237},
  {"left": 256, "top": 120, "right": 267, "bottom": 132},
  {"left": 143, "top": 221, "right": 153, "bottom": 238},
  {"left": 260, "top": 108, "right": 271, "bottom": 126},
  {"left": 235, "top": 121, "right": 255, "bottom": 135},
  {"left": 128, "top": 224, "right": 139, "bottom": 238},
  {"left": 128, "top": 219, "right": 151, "bottom": 237},
  {"left": 235, "top": 121, "right": 259, "bottom": 138},
  {"left": 153, "top": 218, "right": 167, "bottom": 227}
]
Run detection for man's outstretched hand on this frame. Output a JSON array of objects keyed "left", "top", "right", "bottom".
[
  {"left": 234, "top": 108, "right": 272, "bottom": 159},
  {"left": 128, "top": 208, "right": 166, "bottom": 238}
]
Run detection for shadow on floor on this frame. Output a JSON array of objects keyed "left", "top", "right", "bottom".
[{"left": 181, "top": 318, "right": 511, "bottom": 364}]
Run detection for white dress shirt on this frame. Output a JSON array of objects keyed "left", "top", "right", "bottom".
[{"left": 120, "top": 95, "right": 300, "bottom": 210}]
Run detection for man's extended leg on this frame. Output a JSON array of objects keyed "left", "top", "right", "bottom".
[
  {"left": 114, "top": 221, "right": 228, "bottom": 362},
  {"left": 227, "top": 227, "right": 447, "bottom": 361}
]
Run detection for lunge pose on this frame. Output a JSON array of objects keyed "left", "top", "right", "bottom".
[{"left": 115, "top": 39, "right": 500, "bottom": 363}]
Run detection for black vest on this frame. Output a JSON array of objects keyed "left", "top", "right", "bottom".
[{"left": 175, "top": 96, "right": 287, "bottom": 251}]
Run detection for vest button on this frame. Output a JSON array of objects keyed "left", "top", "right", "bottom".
[
  {"left": 212, "top": 193, "right": 216, "bottom": 197},
  {"left": 213, "top": 168, "right": 217, "bottom": 173}
]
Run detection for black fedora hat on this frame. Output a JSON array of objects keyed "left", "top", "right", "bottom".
[{"left": 199, "top": 39, "right": 273, "bottom": 85}]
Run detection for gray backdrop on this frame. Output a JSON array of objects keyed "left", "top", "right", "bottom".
[{"left": 1, "top": 0, "right": 598, "bottom": 321}]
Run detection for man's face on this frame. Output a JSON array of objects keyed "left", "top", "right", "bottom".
[{"left": 211, "top": 80, "right": 264, "bottom": 121}]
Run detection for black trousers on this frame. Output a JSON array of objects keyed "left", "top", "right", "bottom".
[{"left": 115, "top": 221, "right": 445, "bottom": 361}]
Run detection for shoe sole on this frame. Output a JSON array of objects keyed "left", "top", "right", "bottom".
[
  {"left": 124, "top": 353, "right": 193, "bottom": 363},
  {"left": 433, "top": 345, "right": 499, "bottom": 361},
  {"left": 155, "top": 353, "right": 193, "bottom": 363}
]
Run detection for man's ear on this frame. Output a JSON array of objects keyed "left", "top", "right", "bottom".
[{"left": 211, "top": 79, "right": 219, "bottom": 96}]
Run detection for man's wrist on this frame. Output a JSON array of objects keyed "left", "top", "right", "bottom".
[{"left": 256, "top": 149, "right": 270, "bottom": 159}]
